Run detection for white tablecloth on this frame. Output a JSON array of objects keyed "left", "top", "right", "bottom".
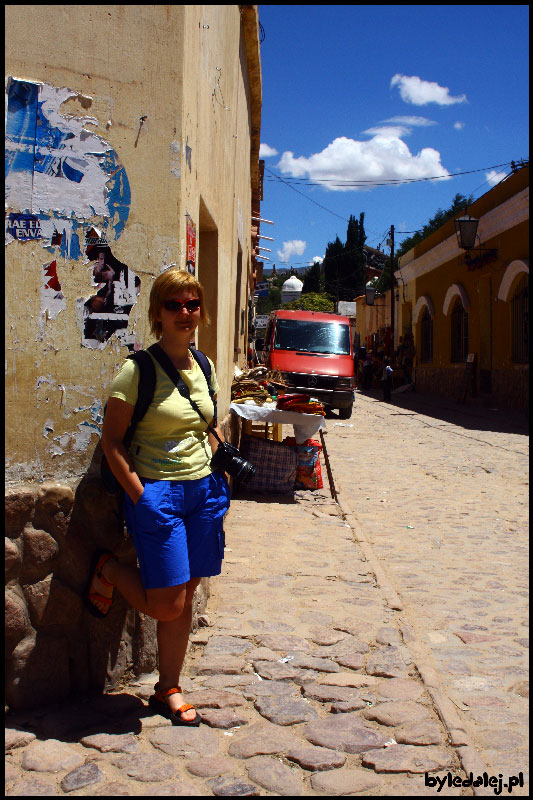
[{"left": 230, "top": 402, "right": 326, "bottom": 444}]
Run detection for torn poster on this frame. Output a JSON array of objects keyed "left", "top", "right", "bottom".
[
  {"left": 80, "top": 237, "right": 140, "bottom": 350},
  {"left": 41, "top": 259, "right": 66, "bottom": 323},
  {"left": 186, "top": 213, "right": 196, "bottom": 275},
  {"left": 5, "top": 77, "right": 130, "bottom": 252}
]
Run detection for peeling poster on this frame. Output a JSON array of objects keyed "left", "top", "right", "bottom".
[
  {"left": 186, "top": 213, "right": 196, "bottom": 275},
  {"left": 80, "top": 232, "right": 140, "bottom": 350},
  {"left": 5, "top": 77, "right": 131, "bottom": 252},
  {"left": 41, "top": 259, "right": 66, "bottom": 322}
]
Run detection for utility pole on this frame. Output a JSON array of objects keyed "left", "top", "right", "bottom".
[{"left": 389, "top": 225, "right": 395, "bottom": 356}]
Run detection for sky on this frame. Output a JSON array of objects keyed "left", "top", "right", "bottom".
[{"left": 257, "top": 5, "right": 529, "bottom": 271}]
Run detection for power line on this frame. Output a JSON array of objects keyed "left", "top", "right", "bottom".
[
  {"left": 264, "top": 158, "right": 528, "bottom": 261},
  {"left": 267, "top": 169, "right": 349, "bottom": 222},
  {"left": 264, "top": 160, "right": 523, "bottom": 188}
]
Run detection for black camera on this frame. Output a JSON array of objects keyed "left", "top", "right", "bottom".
[{"left": 211, "top": 441, "right": 256, "bottom": 482}]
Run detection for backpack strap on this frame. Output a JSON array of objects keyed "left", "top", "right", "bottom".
[
  {"left": 100, "top": 349, "right": 157, "bottom": 495},
  {"left": 123, "top": 349, "right": 157, "bottom": 448},
  {"left": 189, "top": 347, "right": 217, "bottom": 427}
]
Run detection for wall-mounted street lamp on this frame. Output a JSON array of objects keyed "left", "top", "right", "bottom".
[{"left": 454, "top": 213, "right": 498, "bottom": 264}]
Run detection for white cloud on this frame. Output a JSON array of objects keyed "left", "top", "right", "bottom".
[
  {"left": 454, "top": 121, "right": 465, "bottom": 130},
  {"left": 312, "top": 255, "right": 324, "bottom": 264},
  {"left": 277, "top": 239, "right": 306, "bottom": 263},
  {"left": 383, "top": 115, "right": 437, "bottom": 127},
  {"left": 363, "top": 115, "right": 437, "bottom": 140},
  {"left": 259, "top": 143, "right": 278, "bottom": 157},
  {"left": 277, "top": 134, "right": 451, "bottom": 192},
  {"left": 391, "top": 74, "right": 467, "bottom": 106},
  {"left": 362, "top": 124, "right": 412, "bottom": 138},
  {"left": 486, "top": 169, "right": 508, "bottom": 187}
]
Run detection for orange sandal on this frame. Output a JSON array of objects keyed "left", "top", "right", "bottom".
[
  {"left": 149, "top": 684, "right": 201, "bottom": 727},
  {"left": 85, "top": 550, "right": 115, "bottom": 619}
]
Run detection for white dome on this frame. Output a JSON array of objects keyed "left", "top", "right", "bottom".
[{"left": 282, "top": 276, "right": 303, "bottom": 290}]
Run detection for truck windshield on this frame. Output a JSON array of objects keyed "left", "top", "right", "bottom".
[{"left": 274, "top": 319, "right": 351, "bottom": 354}]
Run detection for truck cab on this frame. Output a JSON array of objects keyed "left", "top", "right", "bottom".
[{"left": 257, "top": 309, "right": 355, "bottom": 419}]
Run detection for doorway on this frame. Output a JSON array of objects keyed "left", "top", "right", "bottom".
[{"left": 197, "top": 198, "right": 218, "bottom": 364}]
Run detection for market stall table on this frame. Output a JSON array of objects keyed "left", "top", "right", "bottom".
[
  {"left": 229, "top": 402, "right": 336, "bottom": 499},
  {"left": 230, "top": 402, "right": 326, "bottom": 444}
]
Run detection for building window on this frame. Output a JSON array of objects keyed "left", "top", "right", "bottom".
[
  {"left": 511, "top": 274, "right": 529, "bottom": 363},
  {"left": 450, "top": 299, "right": 468, "bottom": 362},
  {"left": 420, "top": 307, "right": 433, "bottom": 363}
]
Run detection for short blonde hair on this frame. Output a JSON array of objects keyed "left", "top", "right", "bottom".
[{"left": 149, "top": 269, "right": 209, "bottom": 339}]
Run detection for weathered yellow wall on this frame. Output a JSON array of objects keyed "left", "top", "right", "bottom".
[
  {"left": 5, "top": 5, "right": 261, "bottom": 484},
  {"left": 179, "top": 5, "right": 259, "bottom": 412},
  {"left": 414, "top": 218, "right": 529, "bottom": 368},
  {"left": 397, "top": 168, "right": 529, "bottom": 407}
]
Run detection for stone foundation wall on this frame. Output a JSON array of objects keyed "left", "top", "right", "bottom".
[
  {"left": 491, "top": 367, "right": 529, "bottom": 411},
  {"left": 414, "top": 366, "right": 467, "bottom": 399},
  {"left": 414, "top": 366, "right": 529, "bottom": 411},
  {"left": 4, "top": 414, "right": 237, "bottom": 711}
]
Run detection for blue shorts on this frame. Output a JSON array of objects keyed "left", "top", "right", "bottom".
[{"left": 123, "top": 472, "right": 231, "bottom": 589}]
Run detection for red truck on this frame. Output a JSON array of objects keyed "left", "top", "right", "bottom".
[{"left": 256, "top": 309, "right": 355, "bottom": 419}]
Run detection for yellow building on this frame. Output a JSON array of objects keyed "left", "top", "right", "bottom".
[
  {"left": 353, "top": 289, "right": 392, "bottom": 354},
  {"left": 397, "top": 167, "right": 528, "bottom": 410},
  {"left": 5, "top": 5, "right": 262, "bottom": 708},
  {"left": 5, "top": 4, "right": 262, "bottom": 484}
]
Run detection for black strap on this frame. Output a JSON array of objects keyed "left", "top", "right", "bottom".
[
  {"left": 103, "top": 349, "right": 157, "bottom": 451},
  {"left": 124, "top": 350, "right": 157, "bottom": 448},
  {"left": 148, "top": 343, "right": 224, "bottom": 446},
  {"left": 189, "top": 347, "right": 217, "bottom": 426}
]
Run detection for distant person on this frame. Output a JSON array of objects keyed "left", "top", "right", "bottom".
[
  {"left": 382, "top": 357, "right": 393, "bottom": 402},
  {"left": 362, "top": 352, "right": 373, "bottom": 390}
]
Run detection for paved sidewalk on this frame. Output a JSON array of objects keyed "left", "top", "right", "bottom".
[{"left": 7, "top": 488, "right": 468, "bottom": 797}]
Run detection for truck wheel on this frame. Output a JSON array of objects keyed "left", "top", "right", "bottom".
[{"left": 338, "top": 403, "right": 353, "bottom": 420}]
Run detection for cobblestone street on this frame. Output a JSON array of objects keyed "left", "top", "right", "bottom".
[
  {"left": 5, "top": 390, "right": 529, "bottom": 796},
  {"left": 328, "top": 390, "right": 529, "bottom": 791}
]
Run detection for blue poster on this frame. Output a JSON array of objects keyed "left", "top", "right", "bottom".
[{"left": 5, "top": 77, "right": 131, "bottom": 248}]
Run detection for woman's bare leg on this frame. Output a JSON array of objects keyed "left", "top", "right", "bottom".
[
  {"left": 156, "top": 578, "right": 202, "bottom": 721},
  {"left": 89, "top": 558, "right": 149, "bottom": 616},
  {"left": 90, "top": 558, "right": 202, "bottom": 720}
]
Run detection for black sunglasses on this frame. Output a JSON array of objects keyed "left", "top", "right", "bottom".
[{"left": 162, "top": 298, "right": 201, "bottom": 313}]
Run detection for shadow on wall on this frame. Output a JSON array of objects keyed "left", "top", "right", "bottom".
[{"left": 5, "top": 443, "right": 157, "bottom": 711}]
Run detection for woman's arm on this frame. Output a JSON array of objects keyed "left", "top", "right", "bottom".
[{"left": 101, "top": 397, "right": 144, "bottom": 504}]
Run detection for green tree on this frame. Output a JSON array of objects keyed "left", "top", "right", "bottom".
[
  {"left": 342, "top": 212, "right": 366, "bottom": 300},
  {"left": 302, "top": 261, "right": 322, "bottom": 294},
  {"left": 256, "top": 285, "right": 281, "bottom": 315},
  {"left": 322, "top": 213, "right": 367, "bottom": 301},
  {"left": 322, "top": 236, "right": 345, "bottom": 300},
  {"left": 280, "top": 292, "right": 335, "bottom": 312}
]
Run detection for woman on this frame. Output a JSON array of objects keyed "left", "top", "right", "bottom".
[{"left": 86, "top": 269, "right": 230, "bottom": 726}]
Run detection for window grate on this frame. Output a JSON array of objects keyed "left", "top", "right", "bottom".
[
  {"left": 451, "top": 300, "right": 468, "bottom": 363},
  {"left": 420, "top": 308, "right": 433, "bottom": 363}
]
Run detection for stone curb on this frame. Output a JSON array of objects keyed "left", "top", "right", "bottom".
[
  {"left": 335, "top": 496, "right": 403, "bottom": 612},
  {"left": 327, "top": 452, "right": 493, "bottom": 797}
]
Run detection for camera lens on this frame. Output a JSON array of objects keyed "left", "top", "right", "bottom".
[
  {"left": 211, "top": 443, "right": 256, "bottom": 482},
  {"left": 233, "top": 457, "right": 256, "bottom": 482}
]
